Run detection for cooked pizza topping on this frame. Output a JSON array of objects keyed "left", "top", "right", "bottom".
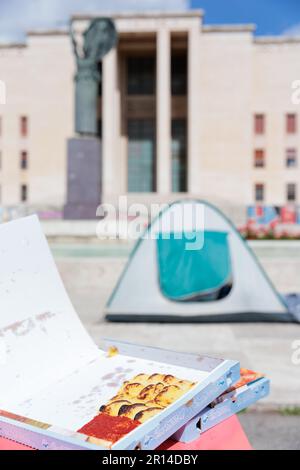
[
  {"left": 229, "top": 368, "right": 263, "bottom": 391},
  {"left": 100, "top": 372, "right": 195, "bottom": 424}
]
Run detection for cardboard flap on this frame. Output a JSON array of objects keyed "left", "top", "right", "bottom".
[{"left": 0, "top": 216, "right": 99, "bottom": 409}]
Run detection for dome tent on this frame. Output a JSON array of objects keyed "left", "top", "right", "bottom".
[{"left": 106, "top": 200, "right": 298, "bottom": 323}]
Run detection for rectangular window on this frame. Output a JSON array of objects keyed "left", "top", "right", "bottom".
[
  {"left": 20, "top": 116, "right": 28, "bottom": 137},
  {"left": 172, "top": 119, "right": 187, "bottom": 192},
  {"left": 286, "top": 148, "right": 297, "bottom": 168},
  {"left": 254, "top": 149, "right": 265, "bottom": 168},
  {"left": 97, "top": 119, "right": 102, "bottom": 139},
  {"left": 287, "top": 183, "right": 296, "bottom": 202},
  {"left": 98, "top": 62, "right": 102, "bottom": 97},
  {"left": 254, "top": 114, "right": 265, "bottom": 134},
  {"left": 286, "top": 114, "right": 297, "bottom": 134},
  {"left": 21, "top": 184, "right": 28, "bottom": 202},
  {"left": 171, "top": 55, "right": 187, "bottom": 96},
  {"left": 20, "top": 151, "right": 28, "bottom": 169},
  {"left": 127, "top": 119, "right": 155, "bottom": 192},
  {"left": 255, "top": 183, "right": 264, "bottom": 202},
  {"left": 127, "top": 56, "right": 156, "bottom": 95}
]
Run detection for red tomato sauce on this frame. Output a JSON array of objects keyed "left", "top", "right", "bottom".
[{"left": 78, "top": 413, "right": 141, "bottom": 443}]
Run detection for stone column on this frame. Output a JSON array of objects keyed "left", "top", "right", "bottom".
[
  {"left": 156, "top": 27, "right": 171, "bottom": 194},
  {"left": 188, "top": 22, "right": 201, "bottom": 193},
  {"left": 102, "top": 47, "right": 120, "bottom": 204}
]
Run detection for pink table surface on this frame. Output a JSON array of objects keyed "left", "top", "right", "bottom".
[{"left": 0, "top": 415, "right": 252, "bottom": 451}]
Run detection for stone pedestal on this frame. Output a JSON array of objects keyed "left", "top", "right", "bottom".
[{"left": 64, "top": 137, "right": 102, "bottom": 219}]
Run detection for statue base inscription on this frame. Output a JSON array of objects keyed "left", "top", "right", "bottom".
[{"left": 64, "top": 137, "right": 102, "bottom": 220}]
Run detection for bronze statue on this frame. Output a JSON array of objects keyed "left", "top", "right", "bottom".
[{"left": 71, "top": 18, "right": 117, "bottom": 136}]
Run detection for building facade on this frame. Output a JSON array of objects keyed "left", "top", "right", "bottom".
[{"left": 0, "top": 10, "right": 300, "bottom": 219}]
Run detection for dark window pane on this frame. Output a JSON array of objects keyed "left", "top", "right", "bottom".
[
  {"left": 254, "top": 114, "right": 264, "bottom": 134},
  {"left": 97, "top": 119, "right": 102, "bottom": 139},
  {"left": 254, "top": 149, "right": 265, "bottom": 168},
  {"left": 286, "top": 114, "right": 297, "bottom": 134},
  {"left": 255, "top": 183, "right": 264, "bottom": 202},
  {"left": 128, "top": 119, "right": 156, "bottom": 192},
  {"left": 127, "top": 57, "right": 155, "bottom": 95},
  {"left": 286, "top": 148, "right": 297, "bottom": 168},
  {"left": 287, "top": 183, "right": 296, "bottom": 202},
  {"left": 21, "top": 184, "right": 27, "bottom": 202},
  {"left": 172, "top": 119, "right": 187, "bottom": 192},
  {"left": 20, "top": 151, "right": 28, "bottom": 169},
  {"left": 20, "top": 116, "right": 28, "bottom": 137},
  {"left": 98, "top": 62, "right": 102, "bottom": 96},
  {"left": 171, "top": 55, "right": 187, "bottom": 95}
]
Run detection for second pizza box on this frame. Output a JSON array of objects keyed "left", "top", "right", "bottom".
[{"left": 173, "top": 369, "right": 270, "bottom": 443}]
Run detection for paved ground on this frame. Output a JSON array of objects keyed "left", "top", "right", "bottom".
[{"left": 239, "top": 411, "right": 300, "bottom": 450}]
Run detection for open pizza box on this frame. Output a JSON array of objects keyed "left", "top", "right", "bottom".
[{"left": 0, "top": 216, "right": 240, "bottom": 450}]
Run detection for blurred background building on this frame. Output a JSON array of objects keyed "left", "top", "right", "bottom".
[{"left": 0, "top": 9, "right": 300, "bottom": 221}]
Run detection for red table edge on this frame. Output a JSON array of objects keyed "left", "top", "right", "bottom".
[{"left": 0, "top": 415, "right": 252, "bottom": 451}]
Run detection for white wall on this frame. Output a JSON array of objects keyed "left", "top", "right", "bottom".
[
  {"left": 252, "top": 39, "right": 300, "bottom": 205},
  {"left": 198, "top": 30, "right": 253, "bottom": 206},
  {"left": 0, "top": 33, "right": 74, "bottom": 206}
]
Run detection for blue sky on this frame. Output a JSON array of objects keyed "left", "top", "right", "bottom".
[
  {"left": 0, "top": 0, "right": 299, "bottom": 41},
  {"left": 191, "top": 0, "right": 300, "bottom": 36}
]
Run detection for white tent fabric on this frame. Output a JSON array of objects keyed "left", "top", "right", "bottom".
[{"left": 106, "top": 200, "right": 297, "bottom": 323}]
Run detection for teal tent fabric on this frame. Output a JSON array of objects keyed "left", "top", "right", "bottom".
[{"left": 156, "top": 231, "right": 232, "bottom": 301}]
